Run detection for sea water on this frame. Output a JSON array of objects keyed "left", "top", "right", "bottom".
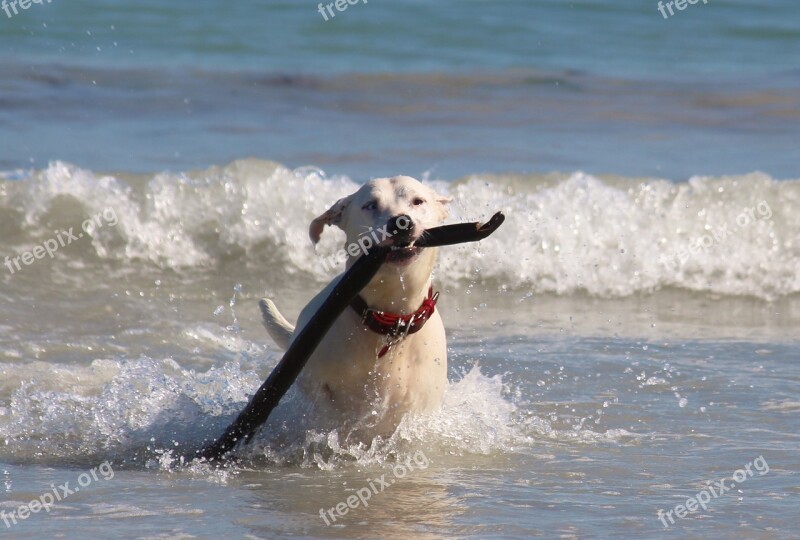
[{"left": 2, "top": 1, "right": 799, "bottom": 538}]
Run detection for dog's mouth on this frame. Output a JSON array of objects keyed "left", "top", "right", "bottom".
[{"left": 385, "top": 244, "right": 422, "bottom": 265}]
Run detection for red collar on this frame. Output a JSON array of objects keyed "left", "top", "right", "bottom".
[{"left": 350, "top": 287, "right": 439, "bottom": 357}]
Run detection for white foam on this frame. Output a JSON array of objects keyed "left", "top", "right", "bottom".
[
  {"left": 0, "top": 352, "right": 624, "bottom": 470},
  {"left": 2, "top": 160, "right": 798, "bottom": 299}
]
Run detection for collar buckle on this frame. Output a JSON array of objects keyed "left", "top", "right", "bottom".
[{"left": 395, "top": 313, "right": 417, "bottom": 337}]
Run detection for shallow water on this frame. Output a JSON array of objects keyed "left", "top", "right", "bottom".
[
  {"left": 1, "top": 163, "right": 799, "bottom": 538},
  {"left": 2, "top": 326, "right": 798, "bottom": 538}
]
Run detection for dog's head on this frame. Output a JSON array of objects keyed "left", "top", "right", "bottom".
[{"left": 309, "top": 175, "right": 452, "bottom": 276}]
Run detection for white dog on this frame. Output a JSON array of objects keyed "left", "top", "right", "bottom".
[{"left": 259, "top": 175, "right": 452, "bottom": 438}]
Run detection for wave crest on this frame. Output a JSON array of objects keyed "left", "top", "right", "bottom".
[{"left": 1, "top": 160, "right": 798, "bottom": 299}]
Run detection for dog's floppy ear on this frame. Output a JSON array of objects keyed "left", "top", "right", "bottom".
[
  {"left": 433, "top": 191, "right": 454, "bottom": 220},
  {"left": 309, "top": 194, "right": 354, "bottom": 244},
  {"left": 436, "top": 193, "right": 454, "bottom": 205}
]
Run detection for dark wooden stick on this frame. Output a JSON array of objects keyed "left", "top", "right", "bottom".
[
  {"left": 415, "top": 211, "right": 505, "bottom": 248},
  {"left": 196, "top": 212, "right": 505, "bottom": 462},
  {"left": 196, "top": 245, "right": 390, "bottom": 461}
]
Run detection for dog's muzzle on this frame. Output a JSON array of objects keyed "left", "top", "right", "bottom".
[
  {"left": 387, "top": 214, "right": 415, "bottom": 244},
  {"left": 386, "top": 214, "right": 421, "bottom": 264}
]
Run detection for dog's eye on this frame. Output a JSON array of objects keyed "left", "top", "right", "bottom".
[
  {"left": 362, "top": 201, "right": 378, "bottom": 211},
  {"left": 412, "top": 198, "right": 426, "bottom": 206}
]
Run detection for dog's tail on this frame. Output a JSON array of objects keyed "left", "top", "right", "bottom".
[{"left": 258, "top": 298, "right": 295, "bottom": 351}]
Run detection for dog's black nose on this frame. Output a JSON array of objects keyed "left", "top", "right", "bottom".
[{"left": 388, "top": 214, "right": 415, "bottom": 243}]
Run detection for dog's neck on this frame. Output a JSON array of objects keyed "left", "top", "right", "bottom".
[
  {"left": 357, "top": 254, "right": 437, "bottom": 314},
  {"left": 359, "top": 277, "right": 433, "bottom": 314}
]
